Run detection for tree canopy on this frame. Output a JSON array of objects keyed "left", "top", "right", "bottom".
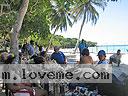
[{"left": 0, "top": 0, "right": 118, "bottom": 49}]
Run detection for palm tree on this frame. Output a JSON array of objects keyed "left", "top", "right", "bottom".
[
  {"left": 72, "top": 0, "right": 107, "bottom": 53},
  {"left": 44, "top": 1, "right": 74, "bottom": 95},
  {"left": 45, "top": 0, "right": 73, "bottom": 54}
]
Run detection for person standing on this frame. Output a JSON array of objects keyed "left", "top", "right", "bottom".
[
  {"left": 78, "top": 39, "right": 88, "bottom": 56},
  {"left": 109, "top": 49, "right": 122, "bottom": 67}
]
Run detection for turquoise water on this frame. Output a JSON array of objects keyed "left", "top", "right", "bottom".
[{"left": 89, "top": 45, "right": 128, "bottom": 53}]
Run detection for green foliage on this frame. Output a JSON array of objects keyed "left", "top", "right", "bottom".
[
  {"left": 20, "top": 13, "right": 50, "bottom": 39},
  {"left": 0, "top": 12, "right": 16, "bottom": 32},
  {"left": 79, "top": 39, "right": 97, "bottom": 47},
  {"left": 52, "top": 35, "right": 77, "bottom": 48},
  {"left": 86, "top": 41, "right": 97, "bottom": 47},
  {"left": 0, "top": 0, "right": 22, "bottom": 11},
  {"left": 71, "top": 0, "right": 107, "bottom": 25},
  {"left": 0, "top": 0, "right": 21, "bottom": 38},
  {"left": 51, "top": 35, "right": 97, "bottom": 48},
  {"left": 0, "top": 0, "right": 117, "bottom": 49},
  {"left": 48, "top": 0, "right": 73, "bottom": 31},
  {"left": 0, "top": 0, "right": 50, "bottom": 40},
  {"left": 19, "top": 0, "right": 50, "bottom": 40}
]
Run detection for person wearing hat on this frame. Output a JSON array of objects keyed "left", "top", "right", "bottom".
[
  {"left": 109, "top": 49, "right": 122, "bottom": 66},
  {"left": 97, "top": 50, "right": 108, "bottom": 64},
  {"left": 51, "top": 46, "right": 66, "bottom": 64}
]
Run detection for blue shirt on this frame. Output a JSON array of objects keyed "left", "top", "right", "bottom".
[
  {"left": 98, "top": 60, "right": 108, "bottom": 64},
  {"left": 27, "top": 44, "right": 34, "bottom": 56},
  {"left": 78, "top": 42, "right": 88, "bottom": 53},
  {"left": 51, "top": 51, "right": 65, "bottom": 64}
]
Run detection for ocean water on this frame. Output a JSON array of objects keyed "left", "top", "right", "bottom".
[{"left": 89, "top": 45, "right": 128, "bottom": 53}]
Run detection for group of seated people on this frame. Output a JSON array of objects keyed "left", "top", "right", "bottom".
[
  {"left": 0, "top": 41, "right": 49, "bottom": 96},
  {"left": 49, "top": 45, "right": 122, "bottom": 66},
  {"left": 19, "top": 40, "right": 46, "bottom": 64},
  {"left": 79, "top": 48, "right": 122, "bottom": 65},
  {"left": 0, "top": 50, "right": 48, "bottom": 96},
  {"left": 21, "top": 40, "right": 121, "bottom": 65}
]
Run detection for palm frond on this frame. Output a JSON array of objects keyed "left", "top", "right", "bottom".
[
  {"left": 88, "top": 4, "right": 99, "bottom": 24},
  {"left": 91, "top": 0, "right": 107, "bottom": 10},
  {"left": 66, "top": 15, "right": 73, "bottom": 27}
]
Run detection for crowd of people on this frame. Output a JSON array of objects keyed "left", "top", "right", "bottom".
[
  {"left": 0, "top": 39, "right": 122, "bottom": 65},
  {"left": 0, "top": 39, "right": 122, "bottom": 96}
]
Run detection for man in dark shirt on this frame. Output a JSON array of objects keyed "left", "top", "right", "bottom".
[{"left": 51, "top": 46, "right": 66, "bottom": 64}]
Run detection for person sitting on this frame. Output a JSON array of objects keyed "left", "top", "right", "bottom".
[
  {"left": 33, "top": 55, "right": 45, "bottom": 64},
  {"left": 97, "top": 50, "right": 108, "bottom": 64},
  {"left": 0, "top": 51, "right": 15, "bottom": 64},
  {"left": 51, "top": 46, "right": 66, "bottom": 64},
  {"left": 38, "top": 46, "right": 45, "bottom": 57},
  {"left": 0, "top": 51, "right": 8, "bottom": 62},
  {"left": 27, "top": 40, "right": 35, "bottom": 57},
  {"left": 109, "top": 49, "right": 122, "bottom": 66},
  {"left": 4, "top": 53, "right": 15, "bottom": 64},
  {"left": 21, "top": 40, "right": 29, "bottom": 54},
  {"left": 80, "top": 48, "right": 93, "bottom": 64}
]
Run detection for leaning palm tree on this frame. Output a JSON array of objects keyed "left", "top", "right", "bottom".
[
  {"left": 45, "top": 0, "right": 73, "bottom": 54},
  {"left": 44, "top": 1, "right": 73, "bottom": 95},
  {"left": 73, "top": 0, "right": 107, "bottom": 53}
]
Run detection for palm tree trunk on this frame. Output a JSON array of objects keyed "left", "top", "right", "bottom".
[
  {"left": 10, "top": 0, "right": 29, "bottom": 64},
  {"left": 74, "top": 7, "right": 87, "bottom": 54},
  {"left": 45, "top": 27, "right": 58, "bottom": 55}
]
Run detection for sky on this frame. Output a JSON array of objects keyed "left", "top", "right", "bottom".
[{"left": 52, "top": 0, "right": 128, "bottom": 45}]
